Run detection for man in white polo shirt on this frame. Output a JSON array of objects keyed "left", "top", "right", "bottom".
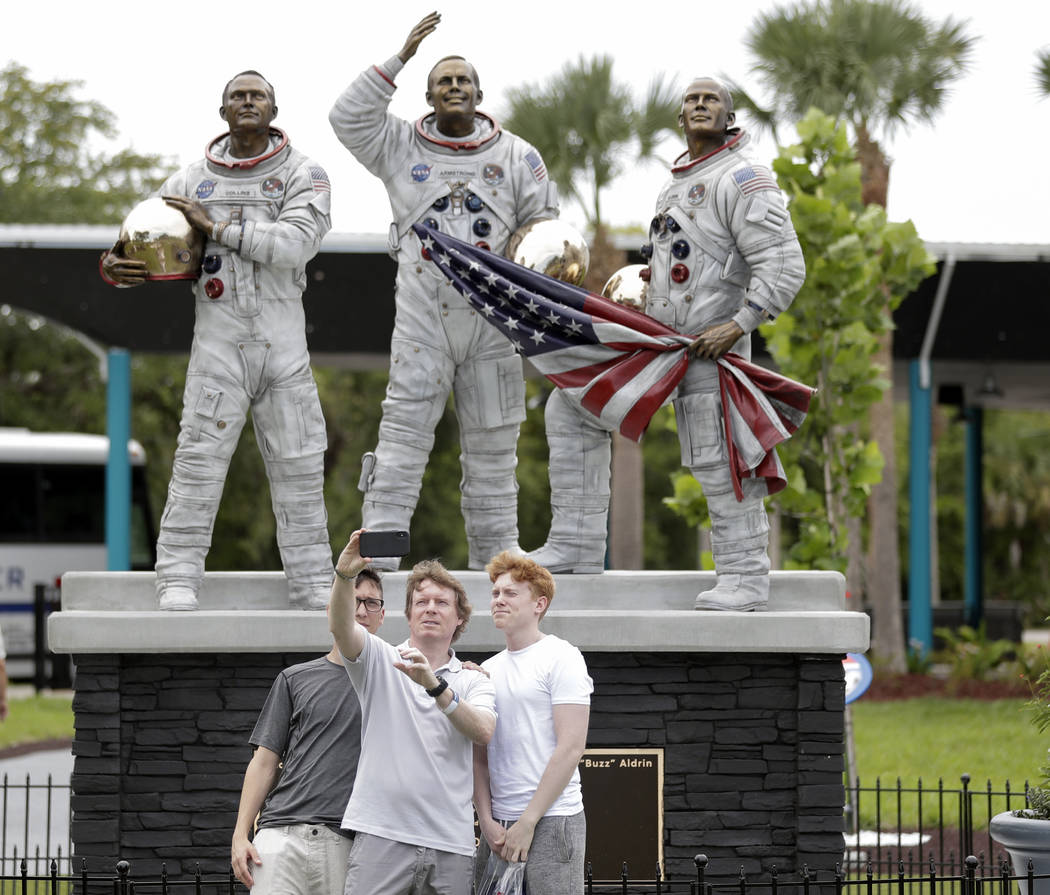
[
  {"left": 329, "top": 529, "right": 496, "bottom": 895},
  {"left": 474, "top": 551, "right": 592, "bottom": 894}
]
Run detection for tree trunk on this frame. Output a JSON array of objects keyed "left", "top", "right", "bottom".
[
  {"left": 856, "top": 126, "right": 906, "bottom": 670},
  {"left": 866, "top": 334, "right": 905, "bottom": 669}
]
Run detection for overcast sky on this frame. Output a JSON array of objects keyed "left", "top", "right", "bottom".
[{"left": 6, "top": 1, "right": 1049, "bottom": 245}]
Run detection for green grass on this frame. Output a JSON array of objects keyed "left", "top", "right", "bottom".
[
  {"left": 850, "top": 698, "right": 1043, "bottom": 830},
  {"left": 0, "top": 694, "right": 73, "bottom": 751}
]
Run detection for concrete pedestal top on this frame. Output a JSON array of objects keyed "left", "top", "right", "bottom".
[{"left": 49, "top": 569, "right": 869, "bottom": 654}]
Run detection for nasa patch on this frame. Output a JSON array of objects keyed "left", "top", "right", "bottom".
[
  {"left": 261, "top": 178, "right": 285, "bottom": 199},
  {"left": 687, "top": 182, "right": 707, "bottom": 205},
  {"left": 196, "top": 180, "right": 216, "bottom": 199},
  {"left": 482, "top": 164, "right": 504, "bottom": 185},
  {"left": 411, "top": 163, "right": 432, "bottom": 182}
]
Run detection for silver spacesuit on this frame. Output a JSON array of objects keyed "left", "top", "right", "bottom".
[
  {"left": 153, "top": 128, "right": 334, "bottom": 609},
  {"left": 532, "top": 131, "right": 805, "bottom": 609},
  {"left": 329, "top": 56, "right": 558, "bottom": 569}
]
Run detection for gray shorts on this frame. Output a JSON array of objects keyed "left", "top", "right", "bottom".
[
  {"left": 343, "top": 831, "right": 473, "bottom": 895},
  {"left": 474, "top": 810, "right": 587, "bottom": 895}
]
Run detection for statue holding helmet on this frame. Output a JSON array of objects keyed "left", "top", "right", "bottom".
[
  {"left": 328, "top": 11, "right": 560, "bottom": 570},
  {"left": 101, "top": 71, "right": 335, "bottom": 611}
]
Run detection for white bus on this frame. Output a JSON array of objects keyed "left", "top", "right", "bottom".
[{"left": 0, "top": 428, "right": 155, "bottom": 676}]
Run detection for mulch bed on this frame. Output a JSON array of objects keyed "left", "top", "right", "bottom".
[
  {"left": 863, "top": 673, "right": 1031, "bottom": 702},
  {"left": 0, "top": 737, "right": 72, "bottom": 759}
]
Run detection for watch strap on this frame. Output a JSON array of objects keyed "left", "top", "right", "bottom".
[{"left": 425, "top": 678, "right": 449, "bottom": 698}]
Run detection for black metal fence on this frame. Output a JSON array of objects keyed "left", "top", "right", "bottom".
[
  {"left": 844, "top": 774, "right": 1036, "bottom": 880},
  {"left": 0, "top": 774, "right": 70, "bottom": 879},
  {"left": 581, "top": 855, "right": 1050, "bottom": 895},
  {"left": 0, "top": 772, "right": 1039, "bottom": 889},
  {"left": 0, "top": 854, "right": 1043, "bottom": 895},
  {"left": 0, "top": 859, "right": 246, "bottom": 894}
]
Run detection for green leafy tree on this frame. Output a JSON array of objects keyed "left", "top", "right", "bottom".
[
  {"left": 736, "top": 0, "right": 975, "bottom": 668},
  {"left": 762, "top": 110, "right": 934, "bottom": 572},
  {"left": 0, "top": 63, "right": 172, "bottom": 224}
]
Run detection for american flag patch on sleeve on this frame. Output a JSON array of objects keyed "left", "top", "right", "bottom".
[
  {"left": 310, "top": 166, "right": 331, "bottom": 193},
  {"left": 732, "top": 166, "right": 779, "bottom": 195},
  {"left": 524, "top": 149, "right": 547, "bottom": 182}
]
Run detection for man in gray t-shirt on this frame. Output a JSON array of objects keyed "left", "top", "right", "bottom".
[{"left": 231, "top": 571, "right": 385, "bottom": 893}]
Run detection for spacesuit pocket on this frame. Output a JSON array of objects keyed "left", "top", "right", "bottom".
[
  {"left": 744, "top": 196, "right": 789, "bottom": 233},
  {"left": 645, "top": 297, "right": 675, "bottom": 327},
  {"left": 256, "top": 377, "right": 328, "bottom": 460},
  {"left": 192, "top": 386, "right": 223, "bottom": 421},
  {"left": 673, "top": 391, "right": 726, "bottom": 469},
  {"left": 457, "top": 353, "right": 526, "bottom": 430},
  {"left": 720, "top": 250, "right": 750, "bottom": 288}
]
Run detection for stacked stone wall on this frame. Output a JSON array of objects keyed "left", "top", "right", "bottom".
[{"left": 70, "top": 650, "right": 845, "bottom": 883}]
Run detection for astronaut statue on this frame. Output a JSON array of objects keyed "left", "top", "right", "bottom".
[
  {"left": 101, "top": 71, "right": 334, "bottom": 611},
  {"left": 328, "top": 12, "right": 559, "bottom": 569},
  {"left": 530, "top": 78, "right": 806, "bottom": 612}
]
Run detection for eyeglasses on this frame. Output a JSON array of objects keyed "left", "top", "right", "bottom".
[{"left": 355, "top": 597, "right": 384, "bottom": 613}]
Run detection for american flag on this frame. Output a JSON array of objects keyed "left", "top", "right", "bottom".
[
  {"left": 733, "top": 166, "right": 780, "bottom": 195},
  {"left": 523, "top": 149, "right": 547, "bottom": 182},
  {"left": 412, "top": 223, "right": 813, "bottom": 497},
  {"left": 310, "top": 166, "right": 331, "bottom": 193}
]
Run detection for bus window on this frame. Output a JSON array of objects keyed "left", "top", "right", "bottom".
[{"left": 0, "top": 430, "right": 155, "bottom": 674}]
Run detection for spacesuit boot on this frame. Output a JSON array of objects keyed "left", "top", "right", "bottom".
[
  {"left": 463, "top": 499, "right": 522, "bottom": 569},
  {"left": 526, "top": 505, "right": 607, "bottom": 574},
  {"left": 688, "top": 451, "right": 772, "bottom": 613},
  {"left": 360, "top": 498, "right": 413, "bottom": 572},
  {"left": 155, "top": 449, "right": 229, "bottom": 611},
  {"left": 693, "top": 481, "right": 771, "bottom": 612},
  {"left": 527, "top": 391, "right": 611, "bottom": 573}
]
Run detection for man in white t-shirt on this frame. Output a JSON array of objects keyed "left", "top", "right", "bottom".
[
  {"left": 474, "top": 552, "right": 593, "bottom": 894},
  {"left": 329, "top": 529, "right": 497, "bottom": 895}
]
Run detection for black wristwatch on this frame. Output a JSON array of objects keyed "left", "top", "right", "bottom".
[{"left": 425, "top": 678, "right": 449, "bottom": 698}]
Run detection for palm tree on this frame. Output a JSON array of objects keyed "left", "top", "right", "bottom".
[
  {"left": 502, "top": 55, "right": 679, "bottom": 288},
  {"left": 1036, "top": 49, "right": 1050, "bottom": 98},
  {"left": 737, "top": 0, "right": 975, "bottom": 670},
  {"left": 503, "top": 55, "right": 678, "bottom": 230},
  {"left": 502, "top": 57, "right": 680, "bottom": 569}
]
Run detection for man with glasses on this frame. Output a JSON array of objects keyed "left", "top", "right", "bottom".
[{"left": 231, "top": 569, "right": 385, "bottom": 894}]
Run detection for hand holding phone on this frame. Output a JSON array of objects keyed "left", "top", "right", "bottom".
[{"left": 358, "top": 529, "right": 411, "bottom": 557}]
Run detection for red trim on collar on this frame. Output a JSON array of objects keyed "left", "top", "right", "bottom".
[
  {"left": 671, "top": 131, "right": 744, "bottom": 173},
  {"left": 205, "top": 128, "right": 289, "bottom": 170},
  {"left": 414, "top": 112, "right": 501, "bottom": 151},
  {"left": 372, "top": 64, "right": 396, "bottom": 88}
]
